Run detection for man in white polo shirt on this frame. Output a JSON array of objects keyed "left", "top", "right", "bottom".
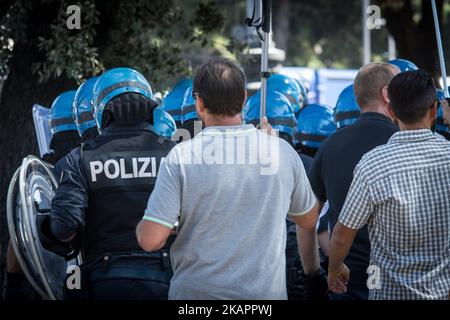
[{"left": 136, "top": 58, "right": 318, "bottom": 300}]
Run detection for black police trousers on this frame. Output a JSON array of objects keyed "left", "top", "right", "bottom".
[
  {"left": 87, "top": 277, "right": 169, "bottom": 300},
  {"left": 65, "top": 252, "right": 172, "bottom": 300}
]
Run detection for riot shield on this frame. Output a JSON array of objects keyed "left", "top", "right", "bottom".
[
  {"left": 7, "top": 156, "right": 79, "bottom": 300},
  {"left": 7, "top": 166, "right": 48, "bottom": 298},
  {"left": 32, "top": 104, "right": 53, "bottom": 158}
]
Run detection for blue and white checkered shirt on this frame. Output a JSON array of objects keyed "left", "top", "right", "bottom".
[{"left": 339, "top": 129, "right": 450, "bottom": 300}]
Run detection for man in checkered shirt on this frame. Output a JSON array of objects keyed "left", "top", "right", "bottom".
[{"left": 328, "top": 70, "right": 450, "bottom": 300}]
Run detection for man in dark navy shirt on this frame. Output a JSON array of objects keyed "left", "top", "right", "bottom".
[{"left": 305, "top": 62, "right": 400, "bottom": 300}]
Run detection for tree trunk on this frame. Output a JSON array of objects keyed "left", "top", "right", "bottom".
[{"left": 273, "top": 0, "right": 291, "bottom": 52}]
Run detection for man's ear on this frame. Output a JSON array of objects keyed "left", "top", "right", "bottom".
[
  {"left": 381, "top": 86, "right": 389, "bottom": 105},
  {"left": 242, "top": 91, "right": 248, "bottom": 108},
  {"left": 387, "top": 103, "right": 397, "bottom": 122},
  {"left": 431, "top": 102, "right": 438, "bottom": 120},
  {"left": 195, "top": 96, "right": 206, "bottom": 115}
]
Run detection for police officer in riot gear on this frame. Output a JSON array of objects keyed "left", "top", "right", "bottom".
[
  {"left": 388, "top": 58, "right": 418, "bottom": 73},
  {"left": 161, "top": 78, "right": 192, "bottom": 128},
  {"left": 43, "top": 91, "right": 81, "bottom": 165},
  {"left": 294, "top": 77, "right": 309, "bottom": 110},
  {"left": 334, "top": 85, "right": 361, "bottom": 129},
  {"left": 38, "top": 67, "right": 175, "bottom": 300},
  {"left": 244, "top": 90, "right": 297, "bottom": 145},
  {"left": 45, "top": 78, "right": 101, "bottom": 181},
  {"left": 180, "top": 86, "right": 203, "bottom": 140},
  {"left": 295, "top": 103, "right": 337, "bottom": 298},
  {"left": 73, "top": 77, "right": 100, "bottom": 143},
  {"left": 267, "top": 74, "right": 304, "bottom": 115},
  {"left": 51, "top": 78, "right": 100, "bottom": 180},
  {"left": 3, "top": 90, "right": 81, "bottom": 301},
  {"left": 152, "top": 106, "right": 177, "bottom": 140},
  {"left": 295, "top": 104, "right": 337, "bottom": 158}
]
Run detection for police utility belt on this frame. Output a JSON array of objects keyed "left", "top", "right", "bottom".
[{"left": 81, "top": 250, "right": 173, "bottom": 284}]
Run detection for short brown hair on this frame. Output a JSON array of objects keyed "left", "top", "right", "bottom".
[
  {"left": 193, "top": 58, "right": 246, "bottom": 117},
  {"left": 354, "top": 62, "right": 399, "bottom": 110}
]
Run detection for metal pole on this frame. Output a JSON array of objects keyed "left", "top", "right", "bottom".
[
  {"left": 260, "top": 37, "right": 269, "bottom": 125},
  {"left": 260, "top": 0, "right": 271, "bottom": 126},
  {"left": 363, "top": 0, "right": 371, "bottom": 65},
  {"left": 431, "top": 0, "right": 449, "bottom": 97}
]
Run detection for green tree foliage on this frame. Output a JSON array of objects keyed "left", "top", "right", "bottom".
[
  {"left": 279, "top": 0, "right": 391, "bottom": 69},
  {"left": 1, "top": 0, "right": 449, "bottom": 88},
  {"left": 0, "top": 1, "right": 30, "bottom": 78},
  {"left": 33, "top": 0, "right": 102, "bottom": 82},
  {"left": 0, "top": 0, "right": 227, "bottom": 91}
]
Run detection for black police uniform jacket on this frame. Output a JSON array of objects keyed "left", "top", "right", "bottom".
[{"left": 48, "top": 124, "right": 175, "bottom": 261}]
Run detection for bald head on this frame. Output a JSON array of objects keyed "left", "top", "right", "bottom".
[{"left": 354, "top": 62, "right": 400, "bottom": 111}]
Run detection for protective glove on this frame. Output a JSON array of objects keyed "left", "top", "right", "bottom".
[
  {"left": 304, "top": 267, "right": 329, "bottom": 300},
  {"left": 36, "top": 214, "right": 79, "bottom": 261}
]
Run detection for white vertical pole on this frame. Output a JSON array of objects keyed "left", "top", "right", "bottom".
[
  {"left": 260, "top": 38, "right": 269, "bottom": 125},
  {"left": 431, "top": 0, "right": 449, "bottom": 97},
  {"left": 363, "top": 0, "right": 371, "bottom": 65},
  {"left": 260, "top": 0, "right": 271, "bottom": 126}
]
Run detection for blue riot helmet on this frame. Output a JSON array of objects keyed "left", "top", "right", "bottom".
[
  {"left": 181, "top": 86, "right": 198, "bottom": 123},
  {"left": 92, "top": 67, "right": 157, "bottom": 132},
  {"left": 298, "top": 79, "right": 309, "bottom": 108},
  {"left": 49, "top": 91, "right": 78, "bottom": 135},
  {"left": 436, "top": 88, "right": 445, "bottom": 103},
  {"left": 179, "top": 86, "right": 203, "bottom": 141},
  {"left": 293, "top": 77, "right": 309, "bottom": 109},
  {"left": 243, "top": 91, "right": 297, "bottom": 141},
  {"left": 267, "top": 74, "right": 302, "bottom": 114},
  {"left": 435, "top": 89, "right": 450, "bottom": 137},
  {"left": 46, "top": 90, "right": 81, "bottom": 163},
  {"left": 73, "top": 76, "right": 99, "bottom": 140},
  {"left": 388, "top": 59, "right": 419, "bottom": 72},
  {"left": 161, "top": 78, "right": 192, "bottom": 125},
  {"left": 334, "top": 84, "right": 360, "bottom": 129},
  {"left": 152, "top": 107, "right": 177, "bottom": 139},
  {"left": 296, "top": 104, "right": 336, "bottom": 151}
]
